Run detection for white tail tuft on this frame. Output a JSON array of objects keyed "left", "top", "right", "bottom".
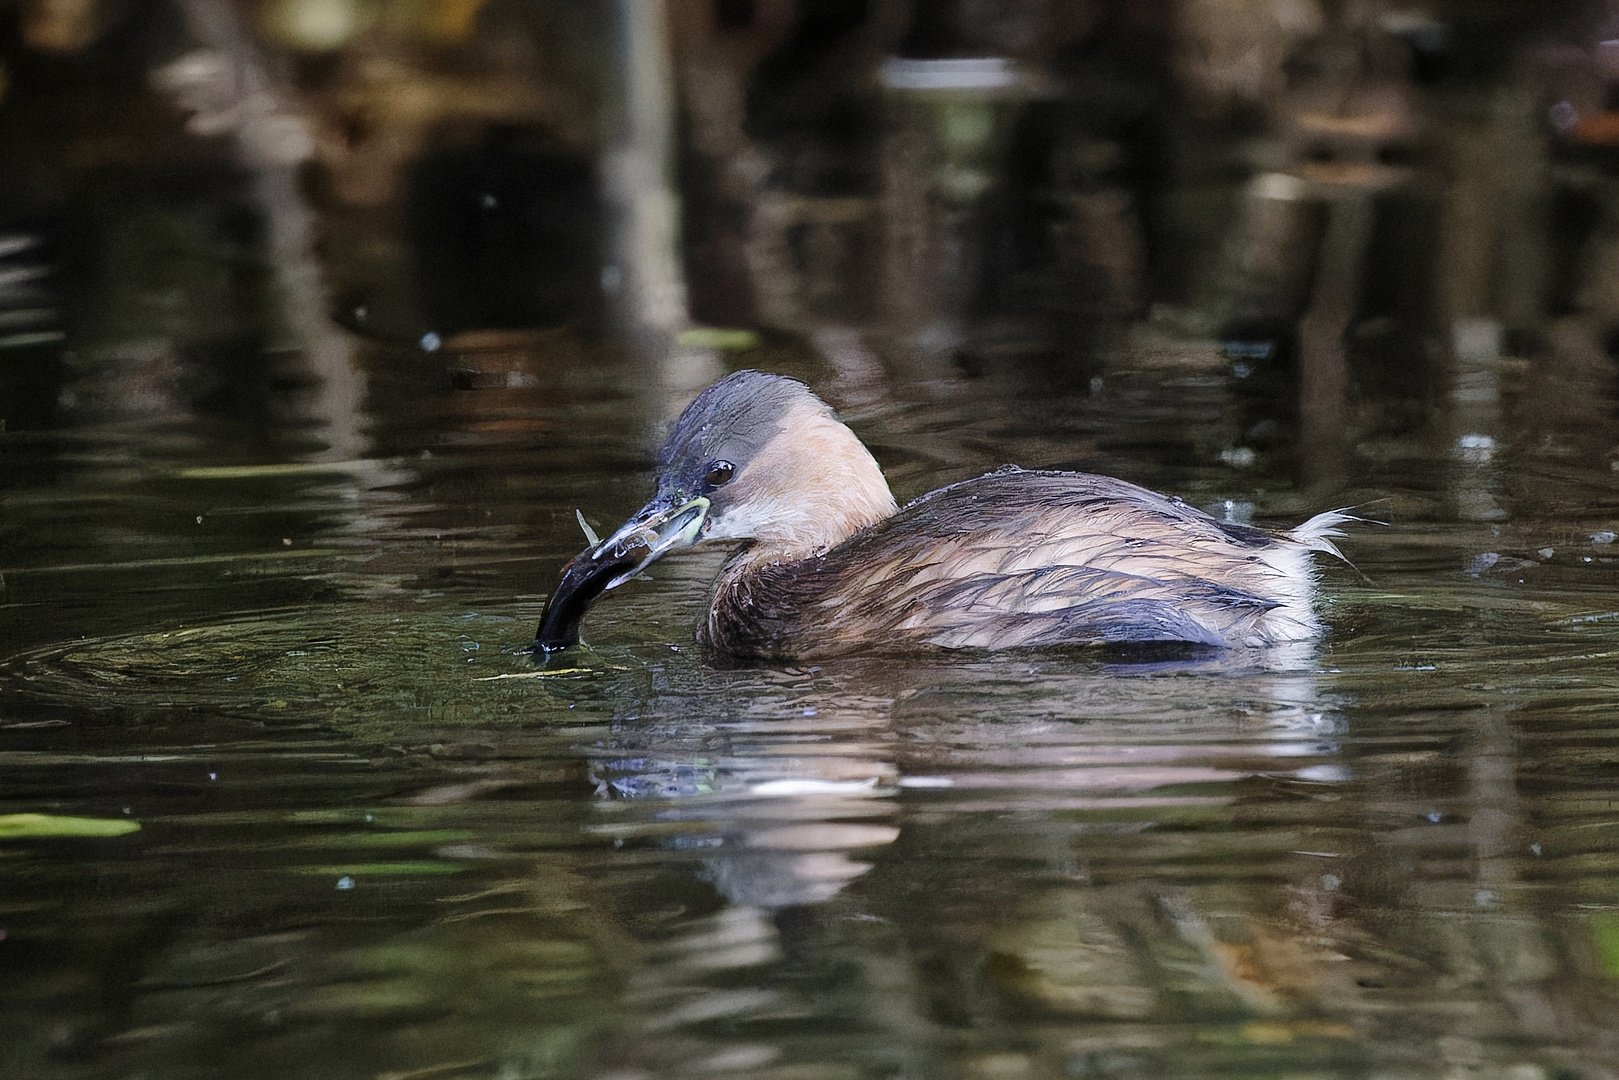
[{"left": 1288, "top": 508, "right": 1360, "bottom": 562}]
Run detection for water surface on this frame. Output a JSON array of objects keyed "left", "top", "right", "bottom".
[{"left": 5, "top": 318, "right": 1619, "bottom": 1080}]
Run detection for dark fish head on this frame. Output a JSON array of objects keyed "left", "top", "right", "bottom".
[{"left": 532, "top": 493, "right": 710, "bottom": 652}]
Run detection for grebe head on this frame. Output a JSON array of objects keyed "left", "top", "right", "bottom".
[{"left": 534, "top": 370, "right": 896, "bottom": 651}]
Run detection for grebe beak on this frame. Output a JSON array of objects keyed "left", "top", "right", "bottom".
[{"left": 532, "top": 495, "right": 710, "bottom": 652}]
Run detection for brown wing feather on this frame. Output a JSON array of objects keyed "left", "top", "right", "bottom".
[{"left": 701, "top": 469, "right": 1317, "bottom": 658}]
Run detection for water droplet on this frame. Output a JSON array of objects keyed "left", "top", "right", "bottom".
[{"left": 420, "top": 331, "right": 442, "bottom": 352}]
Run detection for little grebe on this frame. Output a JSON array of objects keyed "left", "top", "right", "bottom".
[{"left": 534, "top": 370, "right": 1351, "bottom": 659}]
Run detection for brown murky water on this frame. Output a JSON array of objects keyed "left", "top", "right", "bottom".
[{"left": 5, "top": 293, "right": 1619, "bottom": 1078}]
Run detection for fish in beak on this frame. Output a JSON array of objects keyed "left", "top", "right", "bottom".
[{"left": 532, "top": 495, "right": 710, "bottom": 652}]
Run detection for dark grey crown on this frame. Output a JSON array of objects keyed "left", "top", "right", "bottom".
[{"left": 654, "top": 371, "right": 822, "bottom": 496}]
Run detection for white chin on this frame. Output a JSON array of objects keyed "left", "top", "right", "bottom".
[{"left": 702, "top": 506, "right": 769, "bottom": 542}]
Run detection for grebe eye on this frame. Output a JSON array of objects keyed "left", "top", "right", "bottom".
[{"left": 704, "top": 460, "right": 735, "bottom": 488}]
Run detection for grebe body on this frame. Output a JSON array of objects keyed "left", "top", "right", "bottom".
[{"left": 535, "top": 371, "right": 1349, "bottom": 659}]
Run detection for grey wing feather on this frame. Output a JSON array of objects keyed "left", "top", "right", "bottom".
[{"left": 805, "top": 470, "right": 1306, "bottom": 651}]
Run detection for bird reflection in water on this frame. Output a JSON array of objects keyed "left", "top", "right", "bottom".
[{"left": 577, "top": 645, "right": 1351, "bottom": 1076}]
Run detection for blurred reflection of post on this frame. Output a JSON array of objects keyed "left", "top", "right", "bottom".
[
  {"left": 1459, "top": 709, "right": 1564, "bottom": 1047},
  {"left": 1207, "top": 4, "right": 1423, "bottom": 492},
  {"left": 1296, "top": 189, "right": 1371, "bottom": 491},
  {"left": 1447, "top": 317, "right": 1506, "bottom": 523},
  {"left": 162, "top": 1, "right": 368, "bottom": 460},
  {"left": 602, "top": 0, "right": 690, "bottom": 360},
  {"left": 1231, "top": 163, "right": 1405, "bottom": 494},
  {"left": 1432, "top": 84, "right": 1551, "bottom": 524},
  {"left": 878, "top": 58, "right": 1044, "bottom": 372},
  {"left": 1289, "top": 96, "right": 1418, "bottom": 493}
]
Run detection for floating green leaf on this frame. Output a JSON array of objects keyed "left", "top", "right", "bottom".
[
  {"left": 294, "top": 862, "right": 464, "bottom": 876},
  {"left": 0, "top": 813, "right": 141, "bottom": 838},
  {"left": 675, "top": 327, "right": 761, "bottom": 350},
  {"left": 1593, "top": 912, "right": 1619, "bottom": 977},
  {"left": 175, "top": 461, "right": 374, "bottom": 479}
]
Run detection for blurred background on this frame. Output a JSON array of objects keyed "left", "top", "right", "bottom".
[{"left": 2, "top": 0, "right": 1618, "bottom": 470}]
